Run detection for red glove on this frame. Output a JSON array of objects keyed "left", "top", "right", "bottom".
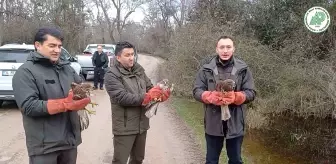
[
  {"left": 221, "top": 91, "right": 235, "bottom": 105},
  {"left": 142, "top": 87, "right": 160, "bottom": 106},
  {"left": 148, "top": 86, "right": 164, "bottom": 99},
  {"left": 47, "top": 90, "right": 91, "bottom": 115},
  {"left": 201, "top": 91, "right": 224, "bottom": 106},
  {"left": 141, "top": 86, "right": 171, "bottom": 106},
  {"left": 233, "top": 92, "right": 246, "bottom": 105},
  {"left": 157, "top": 89, "right": 170, "bottom": 102},
  {"left": 149, "top": 86, "right": 171, "bottom": 101}
]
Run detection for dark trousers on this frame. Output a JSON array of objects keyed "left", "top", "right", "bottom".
[
  {"left": 112, "top": 131, "right": 147, "bottom": 164},
  {"left": 94, "top": 67, "right": 105, "bottom": 88},
  {"left": 29, "top": 148, "right": 77, "bottom": 164},
  {"left": 205, "top": 128, "right": 244, "bottom": 164}
]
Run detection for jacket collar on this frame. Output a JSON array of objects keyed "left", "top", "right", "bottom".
[
  {"left": 27, "top": 51, "right": 70, "bottom": 68},
  {"left": 112, "top": 57, "right": 144, "bottom": 76},
  {"left": 217, "top": 56, "right": 234, "bottom": 67},
  {"left": 203, "top": 55, "right": 247, "bottom": 72}
]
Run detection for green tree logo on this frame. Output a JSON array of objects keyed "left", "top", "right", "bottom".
[
  {"left": 304, "top": 6, "right": 330, "bottom": 33},
  {"left": 309, "top": 11, "right": 326, "bottom": 26}
]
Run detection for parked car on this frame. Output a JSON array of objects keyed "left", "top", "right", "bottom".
[
  {"left": 0, "top": 44, "right": 82, "bottom": 107},
  {"left": 83, "top": 44, "right": 116, "bottom": 56},
  {"left": 77, "top": 44, "right": 139, "bottom": 80},
  {"left": 77, "top": 44, "right": 115, "bottom": 80},
  {"left": 60, "top": 47, "right": 82, "bottom": 76}
]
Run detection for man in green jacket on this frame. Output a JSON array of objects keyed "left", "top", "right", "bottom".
[
  {"left": 105, "top": 41, "right": 171, "bottom": 164},
  {"left": 12, "top": 27, "right": 91, "bottom": 164}
]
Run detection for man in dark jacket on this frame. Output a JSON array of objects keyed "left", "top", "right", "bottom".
[
  {"left": 12, "top": 27, "right": 91, "bottom": 164},
  {"left": 104, "top": 41, "right": 171, "bottom": 164},
  {"left": 92, "top": 45, "right": 109, "bottom": 90},
  {"left": 193, "top": 36, "right": 256, "bottom": 164}
]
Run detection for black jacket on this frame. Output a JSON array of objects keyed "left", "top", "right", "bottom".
[
  {"left": 12, "top": 51, "right": 83, "bottom": 156},
  {"left": 92, "top": 51, "right": 109, "bottom": 68}
]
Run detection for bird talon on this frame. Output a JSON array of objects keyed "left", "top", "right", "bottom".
[
  {"left": 89, "top": 102, "right": 98, "bottom": 105},
  {"left": 84, "top": 108, "right": 96, "bottom": 115},
  {"left": 89, "top": 102, "right": 98, "bottom": 108}
]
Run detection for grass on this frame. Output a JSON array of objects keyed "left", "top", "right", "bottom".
[{"left": 170, "top": 97, "right": 250, "bottom": 164}]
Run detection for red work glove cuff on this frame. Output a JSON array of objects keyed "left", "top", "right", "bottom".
[
  {"left": 47, "top": 91, "right": 73, "bottom": 115},
  {"left": 233, "top": 92, "right": 246, "bottom": 105},
  {"left": 47, "top": 95, "right": 91, "bottom": 115},
  {"left": 201, "top": 91, "right": 212, "bottom": 104},
  {"left": 47, "top": 100, "right": 66, "bottom": 115}
]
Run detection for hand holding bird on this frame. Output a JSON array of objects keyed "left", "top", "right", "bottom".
[
  {"left": 71, "top": 82, "right": 98, "bottom": 114},
  {"left": 215, "top": 79, "right": 236, "bottom": 121},
  {"left": 70, "top": 82, "right": 99, "bottom": 131},
  {"left": 144, "top": 79, "right": 174, "bottom": 118}
]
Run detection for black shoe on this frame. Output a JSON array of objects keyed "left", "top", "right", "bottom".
[
  {"left": 100, "top": 87, "right": 104, "bottom": 90},
  {"left": 93, "top": 87, "right": 98, "bottom": 90}
]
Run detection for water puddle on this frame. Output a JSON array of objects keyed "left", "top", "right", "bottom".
[
  {"left": 242, "top": 113, "right": 336, "bottom": 164},
  {"left": 243, "top": 131, "right": 307, "bottom": 164}
]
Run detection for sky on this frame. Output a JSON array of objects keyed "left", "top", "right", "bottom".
[
  {"left": 128, "top": 7, "right": 146, "bottom": 23},
  {"left": 88, "top": 1, "right": 148, "bottom": 23}
]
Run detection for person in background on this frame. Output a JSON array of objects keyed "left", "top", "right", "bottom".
[
  {"left": 12, "top": 27, "right": 91, "bottom": 164},
  {"left": 193, "top": 35, "right": 256, "bottom": 164},
  {"left": 92, "top": 44, "right": 109, "bottom": 90}
]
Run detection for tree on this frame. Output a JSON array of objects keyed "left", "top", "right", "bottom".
[{"left": 96, "top": 0, "right": 147, "bottom": 42}]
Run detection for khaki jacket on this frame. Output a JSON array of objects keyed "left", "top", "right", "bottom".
[{"left": 105, "top": 58, "right": 153, "bottom": 135}]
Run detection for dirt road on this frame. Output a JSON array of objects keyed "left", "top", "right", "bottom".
[{"left": 0, "top": 54, "right": 204, "bottom": 164}]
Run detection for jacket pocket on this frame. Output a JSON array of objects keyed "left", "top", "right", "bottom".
[
  {"left": 101, "top": 55, "right": 106, "bottom": 62},
  {"left": 207, "top": 78, "right": 215, "bottom": 91},
  {"left": 42, "top": 113, "right": 70, "bottom": 147},
  {"left": 235, "top": 69, "right": 246, "bottom": 91},
  {"left": 23, "top": 117, "right": 44, "bottom": 150}
]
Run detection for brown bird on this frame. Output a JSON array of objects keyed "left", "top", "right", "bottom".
[
  {"left": 216, "top": 79, "right": 235, "bottom": 92},
  {"left": 71, "top": 82, "right": 98, "bottom": 131},
  {"left": 215, "top": 79, "right": 235, "bottom": 121},
  {"left": 71, "top": 82, "right": 98, "bottom": 114}
]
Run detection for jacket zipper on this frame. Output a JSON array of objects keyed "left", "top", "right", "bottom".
[
  {"left": 55, "top": 68, "right": 73, "bottom": 145},
  {"left": 136, "top": 77, "right": 141, "bottom": 133},
  {"left": 55, "top": 69, "right": 65, "bottom": 95}
]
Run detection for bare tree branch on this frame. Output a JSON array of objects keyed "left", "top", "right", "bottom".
[
  {"left": 121, "top": 10, "right": 134, "bottom": 30},
  {"left": 111, "top": 0, "right": 118, "bottom": 9},
  {"left": 0, "top": 10, "right": 31, "bottom": 20},
  {"left": 97, "top": 0, "right": 116, "bottom": 43}
]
